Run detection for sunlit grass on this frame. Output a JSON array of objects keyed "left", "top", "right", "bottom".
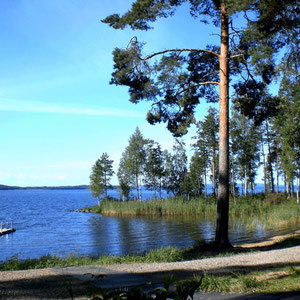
[
  {"left": 0, "top": 247, "right": 185, "bottom": 271},
  {"left": 189, "top": 265, "right": 300, "bottom": 293}
]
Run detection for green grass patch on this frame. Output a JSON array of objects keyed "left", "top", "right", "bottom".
[
  {"left": 0, "top": 247, "right": 186, "bottom": 271},
  {"left": 188, "top": 265, "right": 300, "bottom": 293}
]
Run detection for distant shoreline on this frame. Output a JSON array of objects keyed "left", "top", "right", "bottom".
[{"left": 0, "top": 184, "right": 90, "bottom": 190}]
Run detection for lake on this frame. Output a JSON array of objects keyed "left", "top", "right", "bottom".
[{"left": 0, "top": 188, "right": 296, "bottom": 262}]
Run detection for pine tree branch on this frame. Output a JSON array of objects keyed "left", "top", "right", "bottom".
[
  {"left": 142, "top": 48, "right": 220, "bottom": 61},
  {"left": 175, "top": 81, "right": 219, "bottom": 98}
]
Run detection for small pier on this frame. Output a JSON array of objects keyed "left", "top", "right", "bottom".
[{"left": 0, "top": 222, "right": 16, "bottom": 236}]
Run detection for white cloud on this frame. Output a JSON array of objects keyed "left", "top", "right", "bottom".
[{"left": 0, "top": 99, "right": 143, "bottom": 118}]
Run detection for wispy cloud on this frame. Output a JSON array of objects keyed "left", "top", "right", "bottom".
[{"left": 0, "top": 99, "right": 143, "bottom": 118}]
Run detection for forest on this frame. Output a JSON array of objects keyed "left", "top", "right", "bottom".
[{"left": 90, "top": 90, "right": 300, "bottom": 204}]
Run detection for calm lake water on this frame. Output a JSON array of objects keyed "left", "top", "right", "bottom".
[{"left": 0, "top": 188, "right": 297, "bottom": 262}]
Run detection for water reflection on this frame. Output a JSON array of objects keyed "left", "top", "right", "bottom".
[
  {"left": 88, "top": 214, "right": 300, "bottom": 256},
  {"left": 0, "top": 189, "right": 299, "bottom": 261}
]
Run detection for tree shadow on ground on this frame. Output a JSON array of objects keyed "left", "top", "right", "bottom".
[
  {"left": 182, "top": 234, "right": 300, "bottom": 260},
  {"left": 0, "top": 274, "right": 91, "bottom": 299}
]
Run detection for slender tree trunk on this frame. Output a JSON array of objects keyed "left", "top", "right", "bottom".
[
  {"left": 136, "top": 172, "right": 139, "bottom": 201},
  {"left": 261, "top": 141, "right": 267, "bottom": 194},
  {"left": 159, "top": 178, "right": 162, "bottom": 200},
  {"left": 139, "top": 176, "right": 142, "bottom": 201},
  {"left": 284, "top": 173, "right": 287, "bottom": 193},
  {"left": 233, "top": 182, "right": 236, "bottom": 204},
  {"left": 212, "top": 145, "right": 216, "bottom": 196},
  {"left": 231, "top": 168, "right": 236, "bottom": 204},
  {"left": 266, "top": 121, "right": 274, "bottom": 193},
  {"left": 291, "top": 180, "right": 295, "bottom": 196},
  {"left": 297, "top": 174, "right": 299, "bottom": 203},
  {"left": 215, "top": 3, "right": 230, "bottom": 248},
  {"left": 276, "top": 155, "right": 279, "bottom": 193},
  {"left": 287, "top": 180, "right": 290, "bottom": 198},
  {"left": 244, "top": 168, "right": 247, "bottom": 197},
  {"left": 204, "top": 172, "right": 207, "bottom": 199},
  {"left": 104, "top": 173, "right": 107, "bottom": 201}
]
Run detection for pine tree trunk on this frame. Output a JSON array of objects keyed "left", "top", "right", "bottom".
[{"left": 215, "top": 3, "right": 230, "bottom": 248}]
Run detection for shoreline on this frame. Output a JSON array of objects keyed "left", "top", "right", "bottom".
[{"left": 238, "top": 228, "right": 300, "bottom": 248}]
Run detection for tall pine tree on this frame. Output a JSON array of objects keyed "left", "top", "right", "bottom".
[{"left": 103, "top": 0, "right": 298, "bottom": 248}]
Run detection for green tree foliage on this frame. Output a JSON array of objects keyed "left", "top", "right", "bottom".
[
  {"left": 89, "top": 153, "right": 114, "bottom": 206},
  {"left": 117, "top": 150, "right": 134, "bottom": 201},
  {"left": 180, "top": 171, "right": 193, "bottom": 201},
  {"left": 144, "top": 141, "right": 165, "bottom": 200},
  {"left": 230, "top": 108, "right": 261, "bottom": 196},
  {"left": 276, "top": 71, "right": 300, "bottom": 199},
  {"left": 189, "top": 153, "right": 205, "bottom": 198},
  {"left": 193, "top": 107, "right": 219, "bottom": 196},
  {"left": 163, "top": 139, "right": 187, "bottom": 196},
  {"left": 118, "top": 127, "right": 146, "bottom": 201}
]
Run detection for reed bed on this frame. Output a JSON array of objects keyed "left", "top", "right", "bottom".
[
  {"left": 101, "top": 196, "right": 217, "bottom": 217},
  {"left": 97, "top": 194, "right": 300, "bottom": 230}
]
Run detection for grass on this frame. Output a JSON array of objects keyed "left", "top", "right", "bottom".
[
  {"left": 100, "top": 196, "right": 217, "bottom": 217},
  {"left": 0, "top": 242, "right": 239, "bottom": 271},
  {"left": 0, "top": 246, "right": 186, "bottom": 271},
  {"left": 186, "top": 265, "right": 300, "bottom": 294}
]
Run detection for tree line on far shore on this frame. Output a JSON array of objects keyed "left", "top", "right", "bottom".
[{"left": 90, "top": 97, "right": 300, "bottom": 204}]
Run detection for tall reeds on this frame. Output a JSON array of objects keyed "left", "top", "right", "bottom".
[{"left": 98, "top": 194, "right": 300, "bottom": 229}]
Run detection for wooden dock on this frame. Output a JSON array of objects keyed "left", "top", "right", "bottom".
[
  {"left": 0, "top": 222, "right": 16, "bottom": 236},
  {"left": 0, "top": 228, "right": 16, "bottom": 236}
]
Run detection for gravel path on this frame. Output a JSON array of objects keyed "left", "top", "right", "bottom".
[
  {"left": 1, "top": 241, "right": 300, "bottom": 299},
  {"left": 104, "top": 245, "right": 300, "bottom": 276}
]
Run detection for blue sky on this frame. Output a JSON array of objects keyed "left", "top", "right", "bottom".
[{"left": 0, "top": 0, "right": 239, "bottom": 186}]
